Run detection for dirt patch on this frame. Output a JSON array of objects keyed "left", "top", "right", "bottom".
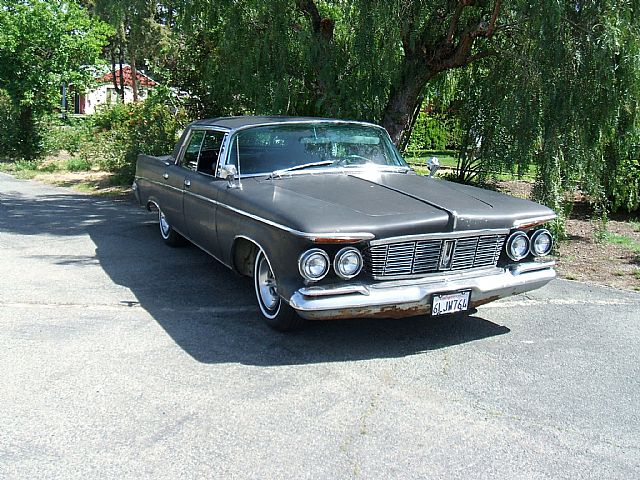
[
  {"left": 496, "top": 181, "right": 640, "bottom": 292},
  {"left": 556, "top": 215, "right": 640, "bottom": 292},
  {"left": 32, "top": 170, "right": 133, "bottom": 200}
]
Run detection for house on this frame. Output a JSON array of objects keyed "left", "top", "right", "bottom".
[{"left": 71, "top": 65, "right": 157, "bottom": 114}]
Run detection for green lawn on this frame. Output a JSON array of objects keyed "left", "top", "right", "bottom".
[{"left": 403, "top": 149, "right": 537, "bottom": 181}]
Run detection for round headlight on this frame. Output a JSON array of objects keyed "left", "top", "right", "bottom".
[
  {"left": 298, "top": 249, "right": 330, "bottom": 281},
  {"left": 531, "top": 229, "right": 553, "bottom": 257},
  {"left": 506, "top": 231, "right": 530, "bottom": 261},
  {"left": 333, "top": 247, "right": 363, "bottom": 279}
]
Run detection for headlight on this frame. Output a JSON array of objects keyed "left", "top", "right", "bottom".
[
  {"left": 298, "top": 248, "right": 330, "bottom": 281},
  {"left": 530, "top": 229, "right": 553, "bottom": 256},
  {"left": 506, "top": 231, "right": 530, "bottom": 261},
  {"left": 333, "top": 247, "right": 363, "bottom": 279}
]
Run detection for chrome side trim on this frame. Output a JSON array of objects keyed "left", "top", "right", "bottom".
[
  {"left": 137, "top": 176, "right": 374, "bottom": 242},
  {"left": 513, "top": 214, "right": 557, "bottom": 228},
  {"left": 217, "top": 202, "right": 375, "bottom": 242},
  {"left": 136, "top": 176, "right": 184, "bottom": 194},
  {"left": 369, "top": 228, "right": 510, "bottom": 246}
]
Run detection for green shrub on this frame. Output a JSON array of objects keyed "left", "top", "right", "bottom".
[
  {"left": 38, "top": 162, "right": 59, "bottom": 173},
  {"left": 64, "top": 157, "right": 92, "bottom": 172},
  {"left": 0, "top": 90, "right": 20, "bottom": 159},
  {"left": 80, "top": 87, "right": 188, "bottom": 184},
  {"left": 407, "top": 111, "right": 461, "bottom": 152},
  {"left": 46, "top": 116, "right": 95, "bottom": 156}
]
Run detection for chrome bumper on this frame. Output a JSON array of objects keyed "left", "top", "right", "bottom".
[{"left": 288, "top": 261, "right": 556, "bottom": 320}]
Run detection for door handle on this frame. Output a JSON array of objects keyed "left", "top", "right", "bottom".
[
  {"left": 163, "top": 172, "right": 169, "bottom": 180},
  {"left": 184, "top": 179, "right": 191, "bottom": 187}
]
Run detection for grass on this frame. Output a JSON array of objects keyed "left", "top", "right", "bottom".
[
  {"left": 601, "top": 232, "right": 640, "bottom": 253},
  {"left": 404, "top": 150, "right": 458, "bottom": 169},
  {"left": 0, "top": 159, "right": 40, "bottom": 178},
  {"left": 64, "top": 158, "right": 92, "bottom": 172},
  {"left": 404, "top": 150, "right": 537, "bottom": 181}
]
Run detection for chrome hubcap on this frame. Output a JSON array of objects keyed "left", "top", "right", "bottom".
[
  {"left": 159, "top": 210, "right": 170, "bottom": 237},
  {"left": 257, "top": 256, "right": 279, "bottom": 311}
]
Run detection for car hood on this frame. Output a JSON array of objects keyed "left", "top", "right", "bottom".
[{"left": 239, "top": 171, "right": 554, "bottom": 238}]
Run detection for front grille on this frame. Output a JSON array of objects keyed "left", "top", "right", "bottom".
[{"left": 364, "top": 235, "right": 506, "bottom": 278}]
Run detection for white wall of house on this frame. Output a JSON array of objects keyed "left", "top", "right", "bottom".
[{"left": 83, "top": 84, "right": 149, "bottom": 114}]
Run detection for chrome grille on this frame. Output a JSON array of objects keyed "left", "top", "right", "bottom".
[{"left": 365, "top": 235, "right": 506, "bottom": 278}]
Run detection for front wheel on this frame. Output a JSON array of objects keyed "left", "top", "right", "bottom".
[{"left": 253, "top": 250, "right": 304, "bottom": 331}]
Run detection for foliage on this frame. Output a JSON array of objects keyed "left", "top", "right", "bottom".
[
  {"left": 0, "top": 89, "right": 19, "bottom": 159},
  {"left": 82, "top": 86, "right": 187, "bottom": 183},
  {"left": 406, "top": 110, "right": 461, "bottom": 152},
  {"left": 45, "top": 116, "right": 95, "bottom": 155},
  {"left": 0, "top": 0, "right": 111, "bottom": 158}
]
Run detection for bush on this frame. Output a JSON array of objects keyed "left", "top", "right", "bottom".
[
  {"left": 0, "top": 90, "right": 20, "bottom": 159},
  {"left": 407, "top": 111, "right": 461, "bottom": 152},
  {"left": 46, "top": 116, "right": 95, "bottom": 156},
  {"left": 64, "top": 157, "right": 92, "bottom": 172},
  {"left": 81, "top": 87, "right": 188, "bottom": 184}
]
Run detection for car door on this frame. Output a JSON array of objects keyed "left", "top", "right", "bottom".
[
  {"left": 183, "top": 129, "right": 228, "bottom": 258},
  {"left": 161, "top": 129, "right": 205, "bottom": 235}
]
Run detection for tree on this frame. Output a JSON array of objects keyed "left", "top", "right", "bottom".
[
  {"left": 0, "top": 0, "right": 111, "bottom": 157},
  {"left": 167, "top": 1, "right": 639, "bottom": 215},
  {"left": 86, "top": 0, "right": 167, "bottom": 102}
]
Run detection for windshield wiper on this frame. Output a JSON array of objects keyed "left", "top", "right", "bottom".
[{"left": 269, "top": 160, "right": 335, "bottom": 178}]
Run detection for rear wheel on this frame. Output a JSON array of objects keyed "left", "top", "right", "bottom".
[
  {"left": 158, "top": 207, "right": 185, "bottom": 247},
  {"left": 253, "top": 250, "right": 304, "bottom": 331}
]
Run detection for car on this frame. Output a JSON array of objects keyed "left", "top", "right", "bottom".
[{"left": 133, "top": 116, "right": 556, "bottom": 331}]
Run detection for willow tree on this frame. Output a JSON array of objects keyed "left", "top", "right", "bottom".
[
  {"left": 165, "top": 1, "right": 639, "bottom": 214},
  {"left": 438, "top": 1, "right": 640, "bottom": 216}
]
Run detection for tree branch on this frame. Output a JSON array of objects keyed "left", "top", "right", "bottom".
[
  {"left": 447, "top": 0, "right": 477, "bottom": 43},
  {"left": 486, "top": 0, "right": 502, "bottom": 38},
  {"left": 297, "top": 0, "right": 322, "bottom": 34}
]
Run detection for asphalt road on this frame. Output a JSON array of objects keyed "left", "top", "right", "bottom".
[{"left": 1, "top": 172, "right": 639, "bottom": 480}]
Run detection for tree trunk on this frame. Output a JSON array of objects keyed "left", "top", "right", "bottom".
[
  {"left": 110, "top": 46, "right": 122, "bottom": 98},
  {"left": 381, "top": 59, "right": 433, "bottom": 149},
  {"left": 130, "top": 55, "right": 139, "bottom": 102},
  {"left": 118, "top": 46, "right": 125, "bottom": 102}
]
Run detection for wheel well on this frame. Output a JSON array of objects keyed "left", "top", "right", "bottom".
[
  {"left": 147, "top": 200, "right": 159, "bottom": 212},
  {"left": 232, "top": 237, "right": 259, "bottom": 277}
]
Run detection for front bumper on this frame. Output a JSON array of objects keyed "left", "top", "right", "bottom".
[{"left": 288, "top": 261, "right": 556, "bottom": 320}]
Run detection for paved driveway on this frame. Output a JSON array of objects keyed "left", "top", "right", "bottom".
[{"left": 1, "top": 173, "right": 639, "bottom": 479}]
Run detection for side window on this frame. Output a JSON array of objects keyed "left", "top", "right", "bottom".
[
  {"left": 180, "top": 130, "right": 205, "bottom": 171},
  {"left": 197, "top": 131, "right": 225, "bottom": 175}
]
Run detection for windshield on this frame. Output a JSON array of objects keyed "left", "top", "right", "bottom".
[{"left": 225, "top": 122, "right": 408, "bottom": 175}]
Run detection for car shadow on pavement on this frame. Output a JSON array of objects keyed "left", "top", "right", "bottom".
[{"left": 1, "top": 189, "right": 510, "bottom": 365}]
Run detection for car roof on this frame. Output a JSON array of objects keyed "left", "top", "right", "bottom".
[{"left": 190, "top": 116, "right": 379, "bottom": 130}]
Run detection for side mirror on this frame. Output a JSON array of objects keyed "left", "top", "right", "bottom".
[
  {"left": 219, "top": 164, "right": 241, "bottom": 189},
  {"left": 427, "top": 157, "right": 440, "bottom": 178}
]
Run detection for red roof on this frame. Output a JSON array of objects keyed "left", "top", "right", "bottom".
[{"left": 97, "top": 65, "right": 157, "bottom": 87}]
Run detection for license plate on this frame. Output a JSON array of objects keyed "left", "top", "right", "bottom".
[{"left": 431, "top": 290, "right": 471, "bottom": 316}]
